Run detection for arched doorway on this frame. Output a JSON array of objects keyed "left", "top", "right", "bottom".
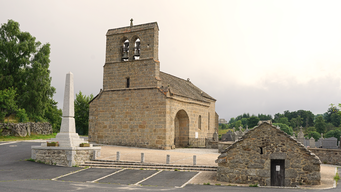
[{"left": 174, "top": 110, "right": 189, "bottom": 148}]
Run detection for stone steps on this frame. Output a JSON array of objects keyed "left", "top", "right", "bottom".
[{"left": 81, "top": 160, "right": 217, "bottom": 171}]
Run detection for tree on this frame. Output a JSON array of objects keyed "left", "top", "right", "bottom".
[
  {"left": 273, "top": 123, "right": 293, "bottom": 136},
  {"left": 325, "top": 123, "right": 335, "bottom": 133},
  {"left": 330, "top": 113, "right": 341, "bottom": 127},
  {"left": 241, "top": 118, "right": 248, "bottom": 128},
  {"left": 0, "top": 19, "right": 55, "bottom": 120},
  {"left": 324, "top": 104, "right": 339, "bottom": 124},
  {"left": 258, "top": 114, "right": 272, "bottom": 121},
  {"left": 278, "top": 117, "right": 290, "bottom": 126},
  {"left": 248, "top": 116, "right": 260, "bottom": 128},
  {"left": 44, "top": 99, "right": 62, "bottom": 133},
  {"left": 325, "top": 129, "right": 341, "bottom": 141},
  {"left": 74, "top": 91, "right": 93, "bottom": 135},
  {"left": 234, "top": 120, "right": 242, "bottom": 130},
  {"left": 0, "top": 87, "right": 17, "bottom": 122},
  {"left": 315, "top": 116, "right": 326, "bottom": 134},
  {"left": 308, "top": 131, "right": 321, "bottom": 141}
]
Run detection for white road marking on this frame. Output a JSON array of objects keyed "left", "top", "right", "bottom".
[
  {"left": 0, "top": 141, "right": 18, "bottom": 146},
  {"left": 134, "top": 170, "right": 163, "bottom": 185},
  {"left": 89, "top": 168, "right": 126, "bottom": 183},
  {"left": 52, "top": 168, "right": 88, "bottom": 181},
  {"left": 179, "top": 171, "right": 201, "bottom": 188}
]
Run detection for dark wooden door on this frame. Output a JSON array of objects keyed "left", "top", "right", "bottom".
[{"left": 271, "top": 159, "right": 285, "bottom": 186}]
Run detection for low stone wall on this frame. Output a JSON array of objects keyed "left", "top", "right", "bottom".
[
  {"left": 218, "top": 141, "right": 234, "bottom": 153},
  {"left": 206, "top": 140, "right": 218, "bottom": 149},
  {"left": 309, "top": 148, "right": 341, "bottom": 165},
  {"left": 189, "top": 138, "right": 206, "bottom": 147},
  {"left": 31, "top": 146, "right": 101, "bottom": 167},
  {"left": 0, "top": 122, "right": 52, "bottom": 137}
]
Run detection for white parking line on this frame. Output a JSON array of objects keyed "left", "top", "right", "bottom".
[
  {"left": 180, "top": 171, "right": 201, "bottom": 188},
  {"left": 51, "top": 168, "right": 88, "bottom": 181},
  {"left": 134, "top": 170, "right": 163, "bottom": 185},
  {"left": 89, "top": 168, "right": 126, "bottom": 183}
]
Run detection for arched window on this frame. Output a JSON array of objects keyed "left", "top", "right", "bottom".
[
  {"left": 122, "top": 39, "right": 129, "bottom": 61},
  {"left": 198, "top": 115, "right": 201, "bottom": 130},
  {"left": 133, "top": 38, "right": 140, "bottom": 60}
]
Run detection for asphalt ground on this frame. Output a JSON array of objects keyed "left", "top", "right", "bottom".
[{"left": 0, "top": 141, "right": 340, "bottom": 192}]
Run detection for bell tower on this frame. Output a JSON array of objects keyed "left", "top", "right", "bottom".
[{"left": 103, "top": 20, "right": 161, "bottom": 90}]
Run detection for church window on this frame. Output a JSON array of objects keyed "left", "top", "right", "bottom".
[
  {"left": 126, "top": 77, "right": 130, "bottom": 88},
  {"left": 198, "top": 115, "right": 202, "bottom": 130},
  {"left": 208, "top": 112, "right": 210, "bottom": 130}
]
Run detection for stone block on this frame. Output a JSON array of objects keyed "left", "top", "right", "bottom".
[
  {"left": 303, "top": 164, "right": 319, "bottom": 172},
  {"left": 246, "top": 169, "right": 256, "bottom": 176},
  {"left": 285, "top": 169, "right": 297, "bottom": 178},
  {"left": 257, "top": 169, "right": 270, "bottom": 177},
  {"left": 247, "top": 163, "right": 263, "bottom": 169}
]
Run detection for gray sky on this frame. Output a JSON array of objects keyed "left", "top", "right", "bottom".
[{"left": 1, "top": 0, "right": 341, "bottom": 121}]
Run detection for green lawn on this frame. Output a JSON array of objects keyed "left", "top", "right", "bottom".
[{"left": 0, "top": 133, "right": 57, "bottom": 142}]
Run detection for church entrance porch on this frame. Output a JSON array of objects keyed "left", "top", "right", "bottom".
[{"left": 174, "top": 110, "right": 189, "bottom": 148}]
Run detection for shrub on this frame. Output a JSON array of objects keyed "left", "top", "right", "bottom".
[{"left": 16, "top": 108, "right": 29, "bottom": 123}]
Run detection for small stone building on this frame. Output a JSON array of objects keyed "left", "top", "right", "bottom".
[
  {"left": 216, "top": 122, "right": 321, "bottom": 187},
  {"left": 88, "top": 21, "right": 218, "bottom": 149}
]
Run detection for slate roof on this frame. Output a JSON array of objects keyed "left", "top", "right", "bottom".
[{"left": 159, "top": 71, "right": 216, "bottom": 102}]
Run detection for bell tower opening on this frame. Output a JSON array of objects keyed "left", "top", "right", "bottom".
[
  {"left": 133, "top": 38, "right": 140, "bottom": 60},
  {"left": 122, "top": 39, "right": 129, "bottom": 61}
]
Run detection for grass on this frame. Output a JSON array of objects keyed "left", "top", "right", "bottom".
[
  {"left": 249, "top": 183, "right": 258, "bottom": 187},
  {"left": 203, "top": 182, "right": 210, "bottom": 185},
  {"left": 25, "top": 158, "right": 35, "bottom": 162},
  {"left": 334, "top": 172, "right": 340, "bottom": 183},
  {"left": 215, "top": 183, "right": 221, "bottom": 186},
  {"left": 0, "top": 133, "right": 57, "bottom": 142}
]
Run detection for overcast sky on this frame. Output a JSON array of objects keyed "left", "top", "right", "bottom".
[{"left": 1, "top": 0, "right": 341, "bottom": 121}]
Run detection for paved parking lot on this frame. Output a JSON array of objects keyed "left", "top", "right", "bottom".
[
  {"left": 0, "top": 141, "right": 340, "bottom": 192},
  {"left": 56, "top": 167, "right": 199, "bottom": 187}
]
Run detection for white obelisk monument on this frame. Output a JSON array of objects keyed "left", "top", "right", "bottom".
[
  {"left": 32, "top": 72, "right": 100, "bottom": 167},
  {"left": 49, "top": 72, "right": 86, "bottom": 147}
]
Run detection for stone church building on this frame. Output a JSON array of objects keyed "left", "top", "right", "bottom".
[
  {"left": 88, "top": 21, "right": 218, "bottom": 150},
  {"left": 216, "top": 121, "right": 321, "bottom": 187}
]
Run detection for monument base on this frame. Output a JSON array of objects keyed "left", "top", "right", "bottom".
[{"left": 31, "top": 146, "right": 101, "bottom": 167}]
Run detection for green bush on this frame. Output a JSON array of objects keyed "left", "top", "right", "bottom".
[{"left": 16, "top": 108, "right": 29, "bottom": 123}]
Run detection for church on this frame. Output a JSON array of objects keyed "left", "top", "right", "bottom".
[{"left": 88, "top": 21, "right": 218, "bottom": 149}]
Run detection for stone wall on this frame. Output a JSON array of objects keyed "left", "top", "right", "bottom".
[
  {"left": 309, "top": 148, "right": 341, "bottom": 165},
  {"left": 32, "top": 147, "right": 101, "bottom": 167},
  {"left": 216, "top": 123, "right": 321, "bottom": 187},
  {"left": 218, "top": 141, "right": 233, "bottom": 153},
  {"left": 0, "top": 122, "right": 52, "bottom": 137},
  {"left": 89, "top": 88, "right": 168, "bottom": 149}
]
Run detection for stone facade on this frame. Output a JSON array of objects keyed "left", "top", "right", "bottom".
[
  {"left": 89, "top": 22, "right": 217, "bottom": 149},
  {"left": 32, "top": 147, "right": 101, "bottom": 167},
  {"left": 0, "top": 122, "right": 52, "bottom": 137},
  {"left": 216, "top": 122, "right": 321, "bottom": 187}
]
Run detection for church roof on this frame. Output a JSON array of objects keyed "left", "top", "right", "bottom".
[{"left": 159, "top": 72, "right": 216, "bottom": 102}]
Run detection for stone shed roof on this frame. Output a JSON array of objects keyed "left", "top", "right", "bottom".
[
  {"left": 216, "top": 122, "right": 321, "bottom": 164},
  {"left": 159, "top": 72, "right": 216, "bottom": 102}
]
